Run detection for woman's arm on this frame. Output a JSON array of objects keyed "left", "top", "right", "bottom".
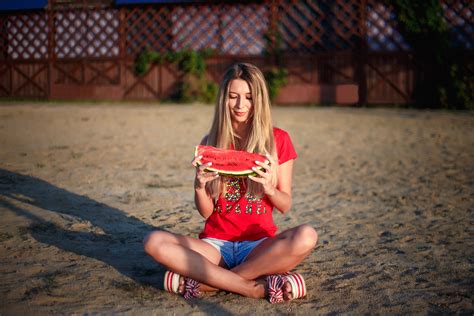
[
  {"left": 194, "top": 171, "right": 216, "bottom": 219},
  {"left": 266, "top": 159, "right": 293, "bottom": 213},
  {"left": 193, "top": 136, "right": 217, "bottom": 219}
]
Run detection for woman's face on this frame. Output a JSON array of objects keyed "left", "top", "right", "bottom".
[{"left": 227, "top": 79, "right": 253, "bottom": 124}]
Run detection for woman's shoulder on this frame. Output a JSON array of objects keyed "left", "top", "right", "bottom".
[{"left": 272, "top": 127, "right": 291, "bottom": 140}]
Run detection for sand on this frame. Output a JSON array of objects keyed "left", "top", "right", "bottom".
[{"left": 0, "top": 103, "right": 472, "bottom": 315}]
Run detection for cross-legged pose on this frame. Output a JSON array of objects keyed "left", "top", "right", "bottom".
[{"left": 144, "top": 63, "right": 318, "bottom": 303}]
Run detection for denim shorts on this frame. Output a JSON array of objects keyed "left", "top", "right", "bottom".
[{"left": 201, "top": 237, "right": 267, "bottom": 269}]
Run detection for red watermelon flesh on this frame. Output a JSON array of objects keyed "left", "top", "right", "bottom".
[{"left": 195, "top": 145, "right": 270, "bottom": 176}]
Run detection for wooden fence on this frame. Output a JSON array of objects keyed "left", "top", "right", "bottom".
[{"left": 0, "top": 0, "right": 472, "bottom": 104}]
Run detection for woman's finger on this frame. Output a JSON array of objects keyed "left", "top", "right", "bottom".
[
  {"left": 202, "top": 171, "right": 219, "bottom": 178},
  {"left": 266, "top": 153, "right": 276, "bottom": 164},
  {"left": 191, "top": 155, "right": 203, "bottom": 167},
  {"left": 198, "top": 162, "right": 212, "bottom": 172},
  {"left": 255, "top": 160, "right": 271, "bottom": 172},
  {"left": 196, "top": 170, "right": 219, "bottom": 188},
  {"left": 251, "top": 166, "right": 269, "bottom": 178}
]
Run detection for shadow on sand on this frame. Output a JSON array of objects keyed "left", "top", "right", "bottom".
[{"left": 0, "top": 168, "right": 231, "bottom": 314}]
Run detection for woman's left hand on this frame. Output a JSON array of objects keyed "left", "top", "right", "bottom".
[{"left": 248, "top": 154, "right": 278, "bottom": 196}]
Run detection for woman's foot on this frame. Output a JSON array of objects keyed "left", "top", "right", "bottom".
[
  {"left": 253, "top": 277, "right": 294, "bottom": 301},
  {"left": 265, "top": 273, "right": 306, "bottom": 303},
  {"left": 177, "top": 275, "right": 185, "bottom": 294},
  {"left": 282, "top": 281, "right": 294, "bottom": 300}
]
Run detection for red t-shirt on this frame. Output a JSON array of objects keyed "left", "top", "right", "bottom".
[{"left": 199, "top": 127, "right": 298, "bottom": 241}]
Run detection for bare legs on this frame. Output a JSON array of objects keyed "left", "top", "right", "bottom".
[{"left": 143, "top": 224, "right": 318, "bottom": 299}]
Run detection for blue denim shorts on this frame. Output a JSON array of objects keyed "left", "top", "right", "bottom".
[{"left": 201, "top": 237, "right": 267, "bottom": 269}]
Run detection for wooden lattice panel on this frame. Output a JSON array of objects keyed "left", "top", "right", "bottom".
[
  {"left": 172, "top": 4, "right": 269, "bottom": 55},
  {"left": 5, "top": 13, "right": 49, "bottom": 60},
  {"left": 366, "top": 1, "right": 410, "bottom": 51},
  {"left": 54, "top": 8, "right": 119, "bottom": 58},
  {"left": 278, "top": 0, "right": 362, "bottom": 52},
  {"left": 222, "top": 4, "right": 269, "bottom": 54},
  {"left": 171, "top": 6, "right": 220, "bottom": 52},
  {"left": 124, "top": 6, "right": 173, "bottom": 55},
  {"left": 442, "top": 0, "right": 473, "bottom": 49}
]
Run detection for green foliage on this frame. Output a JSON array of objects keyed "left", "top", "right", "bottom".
[
  {"left": 135, "top": 50, "right": 164, "bottom": 75},
  {"left": 265, "top": 67, "right": 288, "bottom": 103},
  {"left": 395, "top": 0, "right": 447, "bottom": 35},
  {"left": 172, "top": 48, "right": 214, "bottom": 78},
  {"left": 391, "top": 0, "right": 473, "bottom": 109},
  {"left": 135, "top": 48, "right": 217, "bottom": 103},
  {"left": 263, "top": 28, "right": 284, "bottom": 60},
  {"left": 440, "top": 64, "right": 474, "bottom": 110},
  {"left": 263, "top": 26, "right": 289, "bottom": 103},
  {"left": 202, "top": 81, "right": 219, "bottom": 104}
]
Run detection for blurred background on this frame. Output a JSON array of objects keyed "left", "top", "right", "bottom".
[{"left": 0, "top": 0, "right": 472, "bottom": 108}]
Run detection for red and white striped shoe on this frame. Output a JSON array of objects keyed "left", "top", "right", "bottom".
[
  {"left": 163, "top": 270, "right": 181, "bottom": 294},
  {"left": 163, "top": 270, "right": 200, "bottom": 299},
  {"left": 266, "top": 273, "right": 306, "bottom": 303}
]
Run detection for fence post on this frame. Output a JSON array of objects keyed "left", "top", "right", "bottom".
[
  {"left": 356, "top": 0, "right": 368, "bottom": 106},
  {"left": 119, "top": 6, "right": 125, "bottom": 99},
  {"left": 47, "top": 1, "right": 54, "bottom": 99}
]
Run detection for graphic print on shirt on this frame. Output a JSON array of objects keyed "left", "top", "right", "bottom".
[
  {"left": 224, "top": 178, "right": 241, "bottom": 201},
  {"left": 216, "top": 177, "right": 266, "bottom": 215}
]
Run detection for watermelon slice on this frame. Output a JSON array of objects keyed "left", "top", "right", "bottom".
[{"left": 195, "top": 145, "right": 270, "bottom": 176}]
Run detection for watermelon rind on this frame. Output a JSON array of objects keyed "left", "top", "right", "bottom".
[{"left": 194, "top": 145, "right": 270, "bottom": 177}]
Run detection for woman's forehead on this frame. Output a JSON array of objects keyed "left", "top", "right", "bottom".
[{"left": 229, "top": 79, "right": 251, "bottom": 93}]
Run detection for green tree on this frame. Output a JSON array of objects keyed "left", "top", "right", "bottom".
[{"left": 391, "top": 0, "right": 473, "bottom": 109}]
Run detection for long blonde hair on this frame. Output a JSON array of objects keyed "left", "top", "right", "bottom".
[{"left": 205, "top": 63, "right": 276, "bottom": 199}]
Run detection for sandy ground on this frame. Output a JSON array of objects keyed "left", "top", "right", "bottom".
[{"left": 0, "top": 103, "right": 472, "bottom": 315}]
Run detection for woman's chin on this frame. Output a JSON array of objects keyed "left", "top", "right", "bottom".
[{"left": 231, "top": 115, "right": 249, "bottom": 123}]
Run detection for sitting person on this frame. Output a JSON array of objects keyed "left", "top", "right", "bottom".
[{"left": 144, "top": 62, "right": 318, "bottom": 303}]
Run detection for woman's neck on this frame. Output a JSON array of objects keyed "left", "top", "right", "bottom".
[
  {"left": 232, "top": 122, "right": 250, "bottom": 138},
  {"left": 232, "top": 121, "right": 250, "bottom": 144}
]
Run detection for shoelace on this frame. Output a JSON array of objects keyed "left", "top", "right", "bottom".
[
  {"left": 183, "top": 278, "right": 201, "bottom": 300},
  {"left": 266, "top": 275, "right": 285, "bottom": 303}
]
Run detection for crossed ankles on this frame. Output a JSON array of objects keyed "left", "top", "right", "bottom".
[{"left": 163, "top": 270, "right": 306, "bottom": 303}]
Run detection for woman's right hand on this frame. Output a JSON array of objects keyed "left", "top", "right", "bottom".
[{"left": 192, "top": 155, "right": 219, "bottom": 190}]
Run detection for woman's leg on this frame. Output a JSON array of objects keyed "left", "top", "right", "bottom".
[
  {"left": 231, "top": 224, "right": 318, "bottom": 299},
  {"left": 143, "top": 231, "right": 263, "bottom": 298}
]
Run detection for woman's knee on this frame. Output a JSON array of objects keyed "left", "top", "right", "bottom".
[
  {"left": 143, "top": 230, "right": 170, "bottom": 257},
  {"left": 291, "top": 224, "right": 318, "bottom": 253}
]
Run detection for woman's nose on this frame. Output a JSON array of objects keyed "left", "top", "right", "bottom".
[{"left": 234, "top": 97, "right": 242, "bottom": 108}]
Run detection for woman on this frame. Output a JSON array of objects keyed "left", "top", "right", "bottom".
[{"left": 143, "top": 63, "right": 317, "bottom": 303}]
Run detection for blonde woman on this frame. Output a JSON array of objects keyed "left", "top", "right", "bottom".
[{"left": 144, "top": 63, "right": 317, "bottom": 303}]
